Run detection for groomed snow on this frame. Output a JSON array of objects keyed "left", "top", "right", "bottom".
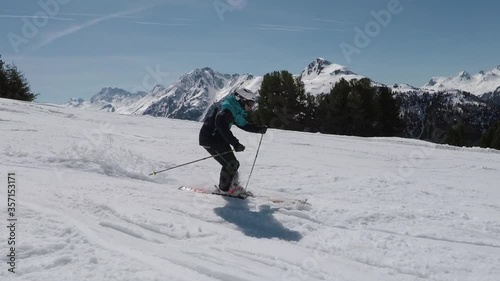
[{"left": 1, "top": 98, "right": 499, "bottom": 281}]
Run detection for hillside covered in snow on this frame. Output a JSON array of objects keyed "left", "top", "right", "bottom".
[{"left": 2, "top": 97, "right": 500, "bottom": 281}]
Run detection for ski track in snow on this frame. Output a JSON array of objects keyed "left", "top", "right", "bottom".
[{"left": 1, "top": 98, "right": 500, "bottom": 281}]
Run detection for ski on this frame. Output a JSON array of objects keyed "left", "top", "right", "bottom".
[
  {"left": 252, "top": 194, "right": 310, "bottom": 206},
  {"left": 178, "top": 186, "right": 310, "bottom": 206},
  {"left": 178, "top": 186, "right": 248, "bottom": 199}
]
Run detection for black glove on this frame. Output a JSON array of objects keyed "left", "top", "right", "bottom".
[
  {"left": 258, "top": 126, "right": 268, "bottom": 134},
  {"left": 234, "top": 143, "right": 245, "bottom": 152}
]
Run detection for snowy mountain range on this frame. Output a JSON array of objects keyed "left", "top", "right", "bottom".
[
  {"left": 65, "top": 87, "right": 147, "bottom": 113},
  {"left": 423, "top": 66, "right": 500, "bottom": 96},
  {"left": 64, "top": 58, "right": 500, "bottom": 121},
  {"left": 65, "top": 69, "right": 263, "bottom": 121},
  {"left": 140, "top": 68, "right": 262, "bottom": 120},
  {"left": 64, "top": 58, "right": 380, "bottom": 120}
]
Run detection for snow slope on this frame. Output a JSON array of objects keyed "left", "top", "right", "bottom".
[{"left": 1, "top": 98, "right": 500, "bottom": 281}]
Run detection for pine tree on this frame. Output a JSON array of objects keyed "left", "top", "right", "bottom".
[
  {"left": 347, "top": 89, "right": 365, "bottom": 135},
  {"left": 317, "top": 78, "right": 403, "bottom": 137},
  {"left": 256, "top": 71, "right": 283, "bottom": 127},
  {"left": 292, "top": 76, "right": 308, "bottom": 130},
  {"left": 302, "top": 93, "right": 319, "bottom": 132},
  {"left": 480, "top": 121, "right": 500, "bottom": 150},
  {"left": 0, "top": 56, "right": 38, "bottom": 102},
  {"left": 445, "top": 124, "right": 465, "bottom": 146},
  {"left": 377, "top": 86, "right": 403, "bottom": 136},
  {"left": 350, "top": 78, "right": 377, "bottom": 136},
  {"left": 493, "top": 127, "right": 500, "bottom": 150},
  {"left": 5, "top": 64, "right": 38, "bottom": 101},
  {"left": 322, "top": 78, "right": 351, "bottom": 134},
  {"left": 255, "top": 70, "right": 307, "bottom": 131},
  {"left": 0, "top": 56, "right": 8, "bottom": 98}
]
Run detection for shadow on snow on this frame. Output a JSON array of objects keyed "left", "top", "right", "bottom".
[{"left": 214, "top": 196, "right": 302, "bottom": 242}]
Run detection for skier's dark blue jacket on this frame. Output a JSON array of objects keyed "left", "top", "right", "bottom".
[{"left": 199, "top": 95, "right": 261, "bottom": 148}]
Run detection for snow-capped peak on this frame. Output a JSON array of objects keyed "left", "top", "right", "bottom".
[
  {"left": 63, "top": 97, "right": 85, "bottom": 107},
  {"left": 90, "top": 87, "right": 147, "bottom": 103},
  {"left": 300, "top": 58, "right": 365, "bottom": 95},
  {"left": 303, "top": 58, "right": 332, "bottom": 76},
  {"left": 301, "top": 57, "right": 358, "bottom": 78},
  {"left": 391, "top": 83, "right": 420, "bottom": 93},
  {"left": 457, "top": 71, "right": 471, "bottom": 80}
]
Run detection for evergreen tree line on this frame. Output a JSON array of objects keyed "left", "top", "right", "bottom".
[
  {"left": 253, "top": 70, "right": 403, "bottom": 138},
  {"left": 252, "top": 70, "right": 500, "bottom": 150},
  {"left": 0, "top": 55, "right": 38, "bottom": 102},
  {"left": 398, "top": 90, "right": 500, "bottom": 149},
  {"left": 479, "top": 121, "right": 500, "bottom": 150}
]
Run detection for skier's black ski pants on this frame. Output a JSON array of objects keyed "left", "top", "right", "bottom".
[{"left": 203, "top": 143, "right": 239, "bottom": 191}]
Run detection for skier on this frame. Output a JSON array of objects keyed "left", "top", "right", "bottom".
[{"left": 199, "top": 88, "right": 267, "bottom": 196}]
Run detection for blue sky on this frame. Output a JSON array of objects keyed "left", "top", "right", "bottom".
[{"left": 1, "top": 0, "right": 499, "bottom": 103}]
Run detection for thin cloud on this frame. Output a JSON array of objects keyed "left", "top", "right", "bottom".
[
  {"left": 0, "top": 10, "right": 140, "bottom": 19},
  {"left": 313, "top": 18, "right": 357, "bottom": 25},
  {"left": 164, "top": 17, "right": 200, "bottom": 22},
  {"left": 408, "top": 29, "right": 442, "bottom": 35},
  {"left": 0, "top": 15, "right": 73, "bottom": 21},
  {"left": 57, "top": 12, "right": 142, "bottom": 19},
  {"left": 253, "top": 24, "right": 345, "bottom": 32},
  {"left": 169, "top": 51, "right": 240, "bottom": 56},
  {"left": 135, "top": 21, "right": 194, "bottom": 27},
  {"left": 34, "top": 5, "right": 155, "bottom": 49},
  {"left": 254, "top": 26, "right": 305, "bottom": 32}
]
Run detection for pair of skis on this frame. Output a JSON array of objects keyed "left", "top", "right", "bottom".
[{"left": 178, "top": 186, "right": 309, "bottom": 206}]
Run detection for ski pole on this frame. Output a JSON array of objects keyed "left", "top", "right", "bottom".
[
  {"left": 149, "top": 149, "right": 235, "bottom": 176},
  {"left": 244, "top": 134, "right": 264, "bottom": 191}
]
